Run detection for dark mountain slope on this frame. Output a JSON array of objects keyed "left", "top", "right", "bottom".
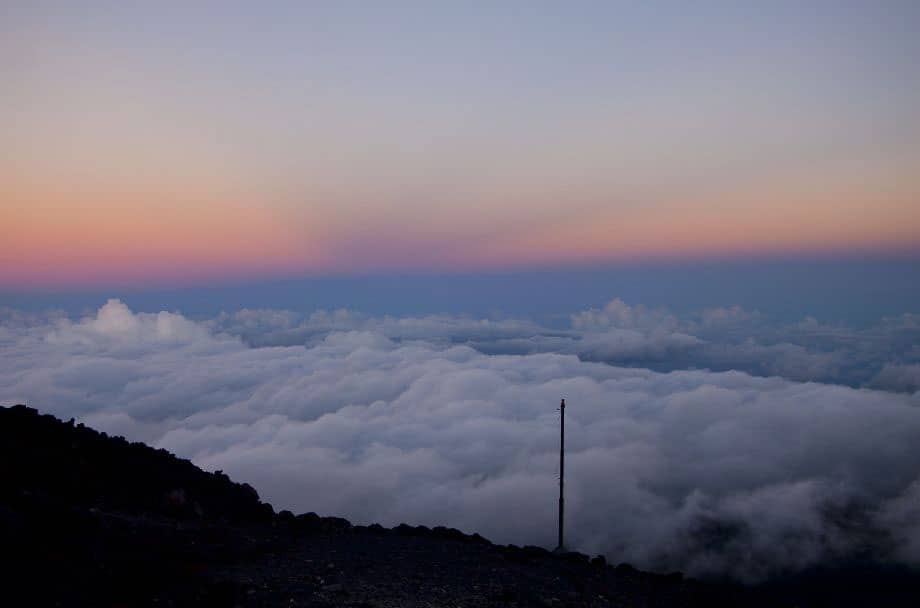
[
  {"left": 0, "top": 404, "right": 913, "bottom": 607},
  {"left": 0, "top": 404, "right": 273, "bottom": 522}
]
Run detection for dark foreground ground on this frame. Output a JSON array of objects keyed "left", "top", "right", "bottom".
[{"left": 1, "top": 405, "right": 917, "bottom": 607}]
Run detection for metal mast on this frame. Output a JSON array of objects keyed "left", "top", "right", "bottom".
[{"left": 557, "top": 398, "right": 565, "bottom": 552}]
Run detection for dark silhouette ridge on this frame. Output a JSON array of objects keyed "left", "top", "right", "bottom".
[
  {"left": 0, "top": 404, "right": 274, "bottom": 523},
  {"left": 1, "top": 404, "right": 917, "bottom": 607}
]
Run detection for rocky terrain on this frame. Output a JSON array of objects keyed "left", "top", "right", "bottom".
[{"left": 1, "top": 404, "right": 916, "bottom": 607}]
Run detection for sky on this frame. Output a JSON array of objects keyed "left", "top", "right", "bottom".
[
  {"left": 3, "top": 1, "right": 920, "bottom": 290},
  {"left": 3, "top": 2, "right": 920, "bottom": 583}
]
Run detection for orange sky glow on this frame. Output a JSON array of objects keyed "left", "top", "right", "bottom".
[{"left": 3, "top": 3, "right": 919, "bottom": 289}]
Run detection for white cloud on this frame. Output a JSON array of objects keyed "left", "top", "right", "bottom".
[
  {"left": 871, "top": 363, "right": 920, "bottom": 393},
  {"left": 46, "top": 298, "right": 214, "bottom": 348},
  {"left": 571, "top": 298, "right": 679, "bottom": 332},
  {"left": 207, "top": 298, "right": 920, "bottom": 392},
  {"left": 2, "top": 299, "right": 920, "bottom": 581}
]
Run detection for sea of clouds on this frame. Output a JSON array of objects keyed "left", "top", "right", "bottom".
[{"left": 2, "top": 298, "right": 919, "bottom": 581}]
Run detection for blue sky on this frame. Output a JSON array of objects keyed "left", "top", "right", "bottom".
[{"left": 3, "top": 255, "right": 917, "bottom": 324}]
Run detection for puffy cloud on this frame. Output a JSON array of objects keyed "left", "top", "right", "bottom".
[
  {"left": 2, "top": 299, "right": 920, "bottom": 582},
  {"left": 870, "top": 364, "right": 920, "bottom": 393},
  {"left": 207, "top": 298, "right": 920, "bottom": 392},
  {"left": 46, "top": 299, "right": 214, "bottom": 348},
  {"left": 571, "top": 298, "right": 680, "bottom": 332},
  {"left": 697, "top": 305, "right": 758, "bottom": 328},
  {"left": 879, "top": 479, "right": 920, "bottom": 566},
  {"left": 208, "top": 307, "right": 548, "bottom": 349},
  {"left": 574, "top": 328, "right": 702, "bottom": 361}
]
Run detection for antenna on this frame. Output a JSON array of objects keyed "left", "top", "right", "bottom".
[{"left": 556, "top": 398, "right": 565, "bottom": 552}]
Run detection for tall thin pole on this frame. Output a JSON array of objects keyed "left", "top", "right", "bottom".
[{"left": 557, "top": 398, "right": 565, "bottom": 552}]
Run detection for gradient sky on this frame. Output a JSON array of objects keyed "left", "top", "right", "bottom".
[{"left": 3, "top": 1, "right": 920, "bottom": 288}]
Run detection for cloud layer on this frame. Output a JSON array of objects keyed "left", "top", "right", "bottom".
[
  {"left": 208, "top": 298, "right": 920, "bottom": 393},
  {"left": 2, "top": 299, "right": 920, "bottom": 581}
]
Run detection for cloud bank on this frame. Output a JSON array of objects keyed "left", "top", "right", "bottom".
[
  {"left": 2, "top": 298, "right": 920, "bottom": 581},
  {"left": 206, "top": 298, "right": 920, "bottom": 392}
]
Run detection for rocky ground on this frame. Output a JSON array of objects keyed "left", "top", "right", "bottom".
[{"left": 1, "top": 405, "right": 917, "bottom": 607}]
